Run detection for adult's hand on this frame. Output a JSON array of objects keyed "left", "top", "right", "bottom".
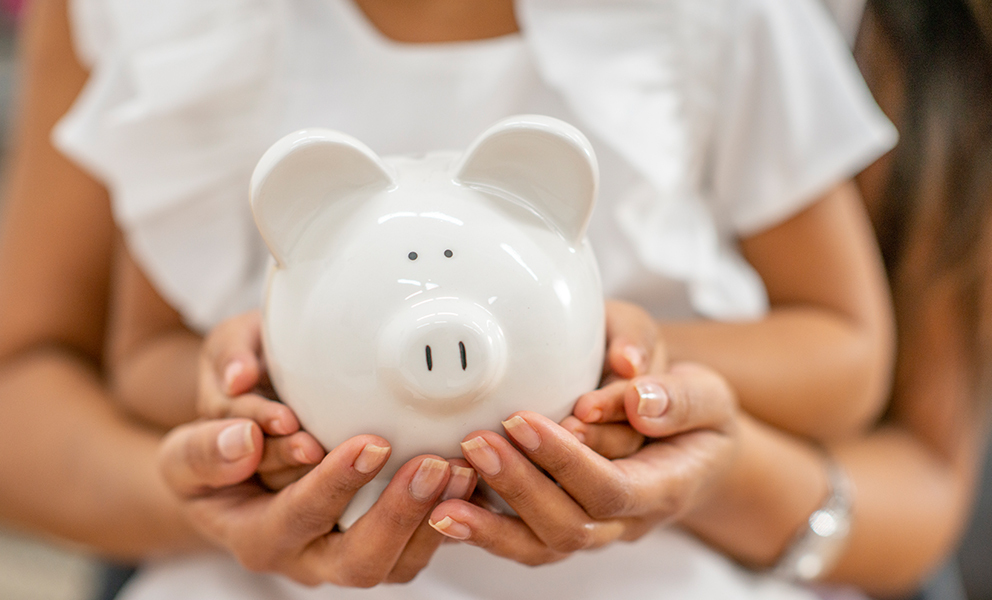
[
  {"left": 159, "top": 419, "right": 476, "bottom": 586},
  {"left": 427, "top": 362, "right": 738, "bottom": 566}
]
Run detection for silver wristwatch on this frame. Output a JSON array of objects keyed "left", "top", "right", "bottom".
[{"left": 771, "top": 458, "right": 854, "bottom": 582}]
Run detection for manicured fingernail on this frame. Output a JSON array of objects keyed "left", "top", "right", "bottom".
[
  {"left": 223, "top": 361, "right": 244, "bottom": 394},
  {"left": 430, "top": 516, "right": 471, "bottom": 540},
  {"left": 502, "top": 416, "right": 541, "bottom": 452},
  {"left": 461, "top": 437, "right": 502, "bottom": 476},
  {"left": 622, "top": 345, "right": 646, "bottom": 374},
  {"left": 441, "top": 465, "right": 476, "bottom": 501},
  {"left": 636, "top": 381, "right": 669, "bottom": 418},
  {"left": 354, "top": 444, "right": 390, "bottom": 474},
  {"left": 410, "top": 458, "right": 450, "bottom": 501},
  {"left": 217, "top": 422, "right": 254, "bottom": 461}
]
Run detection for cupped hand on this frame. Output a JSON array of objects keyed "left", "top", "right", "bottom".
[
  {"left": 159, "top": 419, "right": 477, "bottom": 586},
  {"left": 564, "top": 299, "right": 669, "bottom": 458},
  {"left": 198, "top": 310, "right": 325, "bottom": 489},
  {"left": 427, "top": 362, "right": 738, "bottom": 565}
]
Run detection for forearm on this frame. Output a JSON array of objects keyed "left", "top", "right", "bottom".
[
  {"left": 660, "top": 306, "right": 890, "bottom": 440},
  {"left": 0, "top": 347, "right": 207, "bottom": 560},
  {"left": 111, "top": 330, "right": 200, "bottom": 428},
  {"left": 682, "top": 414, "right": 978, "bottom": 597}
]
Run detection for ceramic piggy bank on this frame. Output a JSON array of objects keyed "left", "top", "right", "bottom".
[{"left": 250, "top": 115, "right": 605, "bottom": 526}]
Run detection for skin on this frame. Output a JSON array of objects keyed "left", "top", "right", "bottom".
[
  {"left": 557, "top": 12, "right": 987, "bottom": 596},
  {"left": 0, "top": 0, "right": 197, "bottom": 557},
  {"left": 149, "top": 2, "right": 896, "bottom": 591},
  {"left": 0, "top": 0, "right": 955, "bottom": 596},
  {"left": 112, "top": 3, "right": 894, "bottom": 443},
  {"left": 0, "top": 2, "right": 478, "bottom": 582}
]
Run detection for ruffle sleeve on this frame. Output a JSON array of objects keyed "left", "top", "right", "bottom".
[
  {"left": 53, "top": 0, "right": 285, "bottom": 331},
  {"left": 520, "top": 0, "right": 895, "bottom": 320}
]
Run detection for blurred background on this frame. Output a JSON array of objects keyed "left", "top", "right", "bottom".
[{"left": 0, "top": 2, "right": 987, "bottom": 600}]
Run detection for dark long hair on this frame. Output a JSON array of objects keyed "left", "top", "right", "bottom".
[{"left": 866, "top": 0, "right": 992, "bottom": 394}]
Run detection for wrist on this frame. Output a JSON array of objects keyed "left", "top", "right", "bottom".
[
  {"left": 681, "top": 414, "right": 831, "bottom": 568},
  {"left": 770, "top": 455, "right": 854, "bottom": 582}
]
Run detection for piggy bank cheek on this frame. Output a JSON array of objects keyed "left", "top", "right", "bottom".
[{"left": 378, "top": 299, "right": 506, "bottom": 415}]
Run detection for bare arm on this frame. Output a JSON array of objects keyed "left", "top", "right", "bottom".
[
  {"left": 659, "top": 182, "right": 895, "bottom": 440},
  {"left": 0, "top": 0, "right": 202, "bottom": 559},
  {"left": 682, "top": 278, "right": 982, "bottom": 597},
  {"left": 105, "top": 246, "right": 200, "bottom": 428}
]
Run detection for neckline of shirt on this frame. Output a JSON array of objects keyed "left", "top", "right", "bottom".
[{"left": 332, "top": 0, "right": 525, "bottom": 55}]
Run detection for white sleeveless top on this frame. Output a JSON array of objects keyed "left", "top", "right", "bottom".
[{"left": 54, "top": 0, "right": 892, "bottom": 598}]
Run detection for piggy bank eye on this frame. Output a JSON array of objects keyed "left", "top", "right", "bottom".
[
  {"left": 444, "top": 249, "right": 453, "bottom": 258},
  {"left": 408, "top": 252, "right": 418, "bottom": 261}
]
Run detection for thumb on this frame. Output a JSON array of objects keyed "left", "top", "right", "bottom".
[
  {"left": 624, "top": 363, "right": 737, "bottom": 439},
  {"left": 159, "top": 419, "right": 264, "bottom": 497}
]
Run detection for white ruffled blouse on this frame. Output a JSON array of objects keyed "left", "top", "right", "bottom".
[{"left": 54, "top": 0, "right": 895, "bottom": 333}]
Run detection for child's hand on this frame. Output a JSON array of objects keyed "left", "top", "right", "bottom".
[
  {"left": 562, "top": 300, "right": 669, "bottom": 459},
  {"left": 199, "top": 310, "right": 325, "bottom": 490},
  {"left": 159, "top": 420, "right": 476, "bottom": 586},
  {"left": 428, "top": 363, "right": 739, "bottom": 564}
]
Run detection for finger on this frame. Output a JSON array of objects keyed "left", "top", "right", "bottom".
[
  {"left": 500, "top": 413, "right": 642, "bottom": 520},
  {"left": 429, "top": 500, "right": 567, "bottom": 566},
  {"left": 258, "top": 431, "right": 326, "bottom": 473},
  {"left": 506, "top": 411, "right": 724, "bottom": 521},
  {"left": 225, "top": 394, "right": 301, "bottom": 436},
  {"left": 624, "top": 363, "right": 737, "bottom": 439},
  {"left": 268, "top": 435, "right": 391, "bottom": 547},
  {"left": 199, "top": 312, "right": 264, "bottom": 418},
  {"left": 459, "top": 430, "right": 625, "bottom": 553},
  {"left": 159, "top": 419, "right": 264, "bottom": 497},
  {"left": 560, "top": 416, "right": 644, "bottom": 459},
  {"left": 571, "top": 379, "right": 629, "bottom": 424},
  {"left": 385, "top": 461, "right": 475, "bottom": 583},
  {"left": 259, "top": 464, "right": 317, "bottom": 491},
  {"left": 303, "top": 455, "right": 451, "bottom": 587},
  {"left": 604, "top": 300, "right": 663, "bottom": 378},
  {"left": 611, "top": 427, "right": 738, "bottom": 521}
]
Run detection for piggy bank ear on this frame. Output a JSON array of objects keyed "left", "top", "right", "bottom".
[
  {"left": 455, "top": 115, "right": 598, "bottom": 245},
  {"left": 250, "top": 129, "right": 393, "bottom": 266}
]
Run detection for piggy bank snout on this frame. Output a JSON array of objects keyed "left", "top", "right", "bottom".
[{"left": 380, "top": 301, "right": 506, "bottom": 413}]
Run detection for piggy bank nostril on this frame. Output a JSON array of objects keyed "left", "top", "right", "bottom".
[{"left": 380, "top": 302, "right": 506, "bottom": 408}]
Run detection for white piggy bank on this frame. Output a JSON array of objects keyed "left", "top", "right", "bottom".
[{"left": 250, "top": 115, "right": 605, "bottom": 526}]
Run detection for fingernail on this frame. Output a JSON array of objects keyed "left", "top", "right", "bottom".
[
  {"left": 622, "top": 345, "right": 646, "bottom": 374},
  {"left": 293, "top": 445, "right": 312, "bottom": 464},
  {"left": 502, "top": 416, "right": 541, "bottom": 452},
  {"left": 461, "top": 437, "right": 502, "bottom": 476},
  {"left": 563, "top": 421, "right": 587, "bottom": 445},
  {"left": 441, "top": 465, "right": 476, "bottom": 501},
  {"left": 410, "top": 458, "right": 450, "bottom": 501},
  {"left": 217, "top": 422, "right": 254, "bottom": 461},
  {"left": 354, "top": 444, "right": 390, "bottom": 474},
  {"left": 636, "top": 381, "right": 669, "bottom": 418},
  {"left": 430, "top": 516, "right": 471, "bottom": 540},
  {"left": 223, "top": 361, "right": 244, "bottom": 394},
  {"left": 584, "top": 407, "right": 603, "bottom": 423}
]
